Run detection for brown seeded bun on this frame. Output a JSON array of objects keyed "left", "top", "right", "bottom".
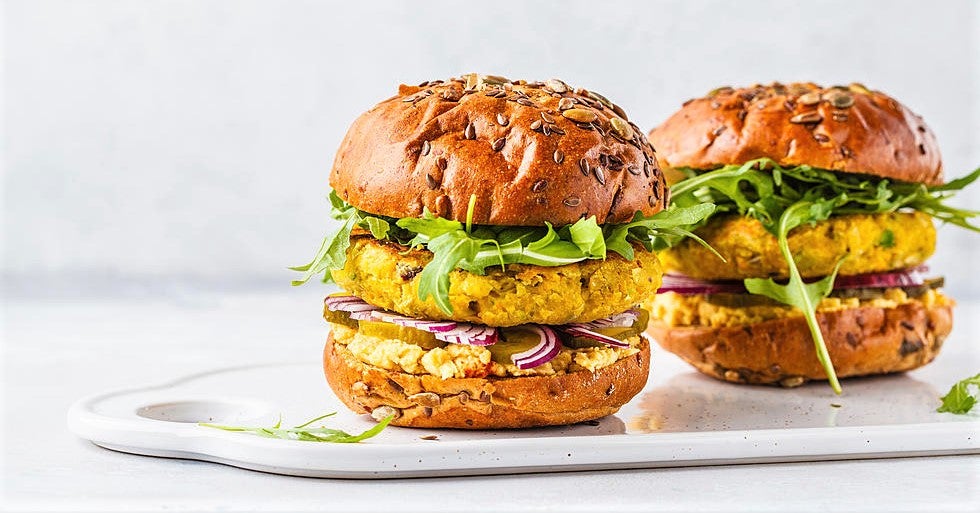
[
  {"left": 323, "top": 332, "right": 651, "bottom": 429},
  {"left": 646, "top": 301, "right": 953, "bottom": 386},
  {"left": 330, "top": 74, "right": 667, "bottom": 226},
  {"left": 649, "top": 82, "right": 943, "bottom": 185}
]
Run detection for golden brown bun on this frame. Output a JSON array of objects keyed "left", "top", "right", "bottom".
[
  {"left": 330, "top": 74, "right": 667, "bottom": 226},
  {"left": 323, "top": 332, "right": 651, "bottom": 429},
  {"left": 647, "top": 301, "right": 952, "bottom": 386},
  {"left": 650, "top": 82, "right": 943, "bottom": 185}
]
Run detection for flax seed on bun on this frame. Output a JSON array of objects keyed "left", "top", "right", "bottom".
[
  {"left": 330, "top": 74, "right": 668, "bottom": 226},
  {"left": 650, "top": 82, "right": 942, "bottom": 185},
  {"left": 324, "top": 331, "right": 651, "bottom": 429}
]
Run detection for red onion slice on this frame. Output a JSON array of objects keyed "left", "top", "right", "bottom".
[
  {"left": 560, "top": 326, "right": 631, "bottom": 348},
  {"left": 347, "top": 311, "right": 377, "bottom": 321},
  {"left": 369, "top": 311, "right": 457, "bottom": 333},
  {"left": 325, "top": 295, "right": 498, "bottom": 346},
  {"left": 658, "top": 266, "right": 932, "bottom": 295},
  {"left": 577, "top": 309, "right": 639, "bottom": 329},
  {"left": 326, "top": 295, "right": 640, "bottom": 354},
  {"left": 511, "top": 326, "right": 561, "bottom": 369},
  {"left": 368, "top": 311, "right": 497, "bottom": 346},
  {"left": 657, "top": 274, "right": 746, "bottom": 295},
  {"left": 325, "top": 295, "right": 382, "bottom": 312},
  {"left": 434, "top": 324, "right": 498, "bottom": 346},
  {"left": 325, "top": 295, "right": 372, "bottom": 308},
  {"left": 834, "top": 266, "right": 929, "bottom": 289}
]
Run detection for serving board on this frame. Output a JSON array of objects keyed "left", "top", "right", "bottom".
[{"left": 68, "top": 326, "right": 980, "bottom": 479}]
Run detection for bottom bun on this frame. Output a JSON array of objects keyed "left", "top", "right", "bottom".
[
  {"left": 647, "top": 301, "right": 953, "bottom": 386},
  {"left": 323, "top": 332, "right": 650, "bottom": 429}
]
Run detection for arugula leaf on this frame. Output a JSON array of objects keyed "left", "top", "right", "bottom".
[
  {"left": 674, "top": 159, "right": 980, "bottom": 234},
  {"left": 363, "top": 217, "right": 390, "bottom": 239},
  {"left": 929, "top": 167, "right": 980, "bottom": 192},
  {"left": 743, "top": 202, "right": 845, "bottom": 394},
  {"left": 878, "top": 229, "right": 895, "bottom": 248},
  {"left": 604, "top": 204, "right": 719, "bottom": 259},
  {"left": 199, "top": 412, "right": 393, "bottom": 443},
  {"left": 937, "top": 373, "right": 980, "bottom": 414},
  {"left": 397, "top": 212, "right": 465, "bottom": 244},
  {"left": 294, "top": 193, "right": 716, "bottom": 314},
  {"left": 415, "top": 232, "right": 483, "bottom": 314},
  {"left": 569, "top": 216, "right": 606, "bottom": 258},
  {"left": 289, "top": 208, "right": 359, "bottom": 286}
]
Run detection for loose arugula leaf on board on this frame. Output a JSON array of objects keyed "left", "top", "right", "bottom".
[
  {"left": 937, "top": 373, "right": 980, "bottom": 414},
  {"left": 199, "top": 412, "right": 393, "bottom": 443}
]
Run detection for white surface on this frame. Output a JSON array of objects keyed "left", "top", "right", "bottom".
[
  {"left": 67, "top": 359, "right": 980, "bottom": 479},
  {"left": 4, "top": 0, "right": 979, "bottom": 299},
  {"left": 3, "top": 290, "right": 980, "bottom": 510}
]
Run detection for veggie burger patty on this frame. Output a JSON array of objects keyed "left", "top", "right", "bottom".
[
  {"left": 332, "top": 236, "right": 663, "bottom": 327},
  {"left": 659, "top": 211, "right": 935, "bottom": 280}
]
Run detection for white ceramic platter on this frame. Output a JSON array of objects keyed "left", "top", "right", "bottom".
[{"left": 68, "top": 324, "right": 980, "bottom": 479}]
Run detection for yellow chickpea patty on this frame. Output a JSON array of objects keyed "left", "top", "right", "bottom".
[
  {"left": 658, "top": 211, "right": 935, "bottom": 280},
  {"left": 330, "top": 236, "right": 663, "bottom": 327},
  {"left": 648, "top": 288, "right": 953, "bottom": 329},
  {"left": 328, "top": 323, "right": 641, "bottom": 378}
]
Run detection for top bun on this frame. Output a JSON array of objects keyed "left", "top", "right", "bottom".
[
  {"left": 330, "top": 74, "right": 667, "bottom": 226},
  {"left": 650, "top": 82, "right": 943, "bottom": 185}
]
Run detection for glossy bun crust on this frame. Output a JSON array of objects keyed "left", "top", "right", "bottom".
[
  {"left": 323, "top": 332, "right": 651, "bottom": 429},
  {"left": 650, "top": 82, "right": 943, "bottom": 185},
  {"left": 647, "top": 301, "right": 952, "bottom": 386},
  {"left": 330, "top": 74, "right": 667, "bottom": 226}
]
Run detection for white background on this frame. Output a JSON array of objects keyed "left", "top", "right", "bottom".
[
  {"left": 3, "top": 2, "right": 980, "bottom": 512},
  {"left": 3, "top": 0, "right": 979, "bottom": 299}
]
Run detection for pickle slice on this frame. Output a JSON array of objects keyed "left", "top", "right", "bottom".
[
  {"left": 704, "top": 293, "right": 779, "bottom": 308},
  {"left": 357, "top": 320, "right": 446, "bottom": 349},
  {"left": 562, "top": 337, "right": 605, "bottom": 349},
  {"left": 563, "top": 309, "right": 650, "bottom": 348},
  {"left": 564, "top": 326, "right": 637, "bottom": 349},
  {"left": 621, "top": 308, "right": 650, "bottom": 338},
  {"left": 489, "top": 328, "right": 542, "bottom": 364},
  {"left": 322, "top": 306, "right": 359, "bottom": 329}
]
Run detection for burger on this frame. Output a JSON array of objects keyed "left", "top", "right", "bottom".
[
  {"left": 646, "top": 82, "right": 979, "bottom": 393},
  {"left": 292, "top": 74, "right": 714, "bottom": 428}
]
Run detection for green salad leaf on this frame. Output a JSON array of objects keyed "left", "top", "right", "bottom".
[
  {"left": 293, "top": 192, "right": 716, "bottom": 314},
  {"left": 672, "top": 159, "right": 980, "bottom": 235},
  {"left": 878, "top": 229, "right": 896, "bottom": 248},
  {"left": 937, "top": 373, "right": 980, "bottom": 414},
  {"left": 199, "top": 412, "right": 392, "bottom": 443},
  {"left": 290, "top": 192, "right": 362, "bottom": 286},
  {"left": 670, "top": 158, "right": 980, "bottom": 393},
  {"left": 743, "top": 202, "right": 846, "bottom": 393}
]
